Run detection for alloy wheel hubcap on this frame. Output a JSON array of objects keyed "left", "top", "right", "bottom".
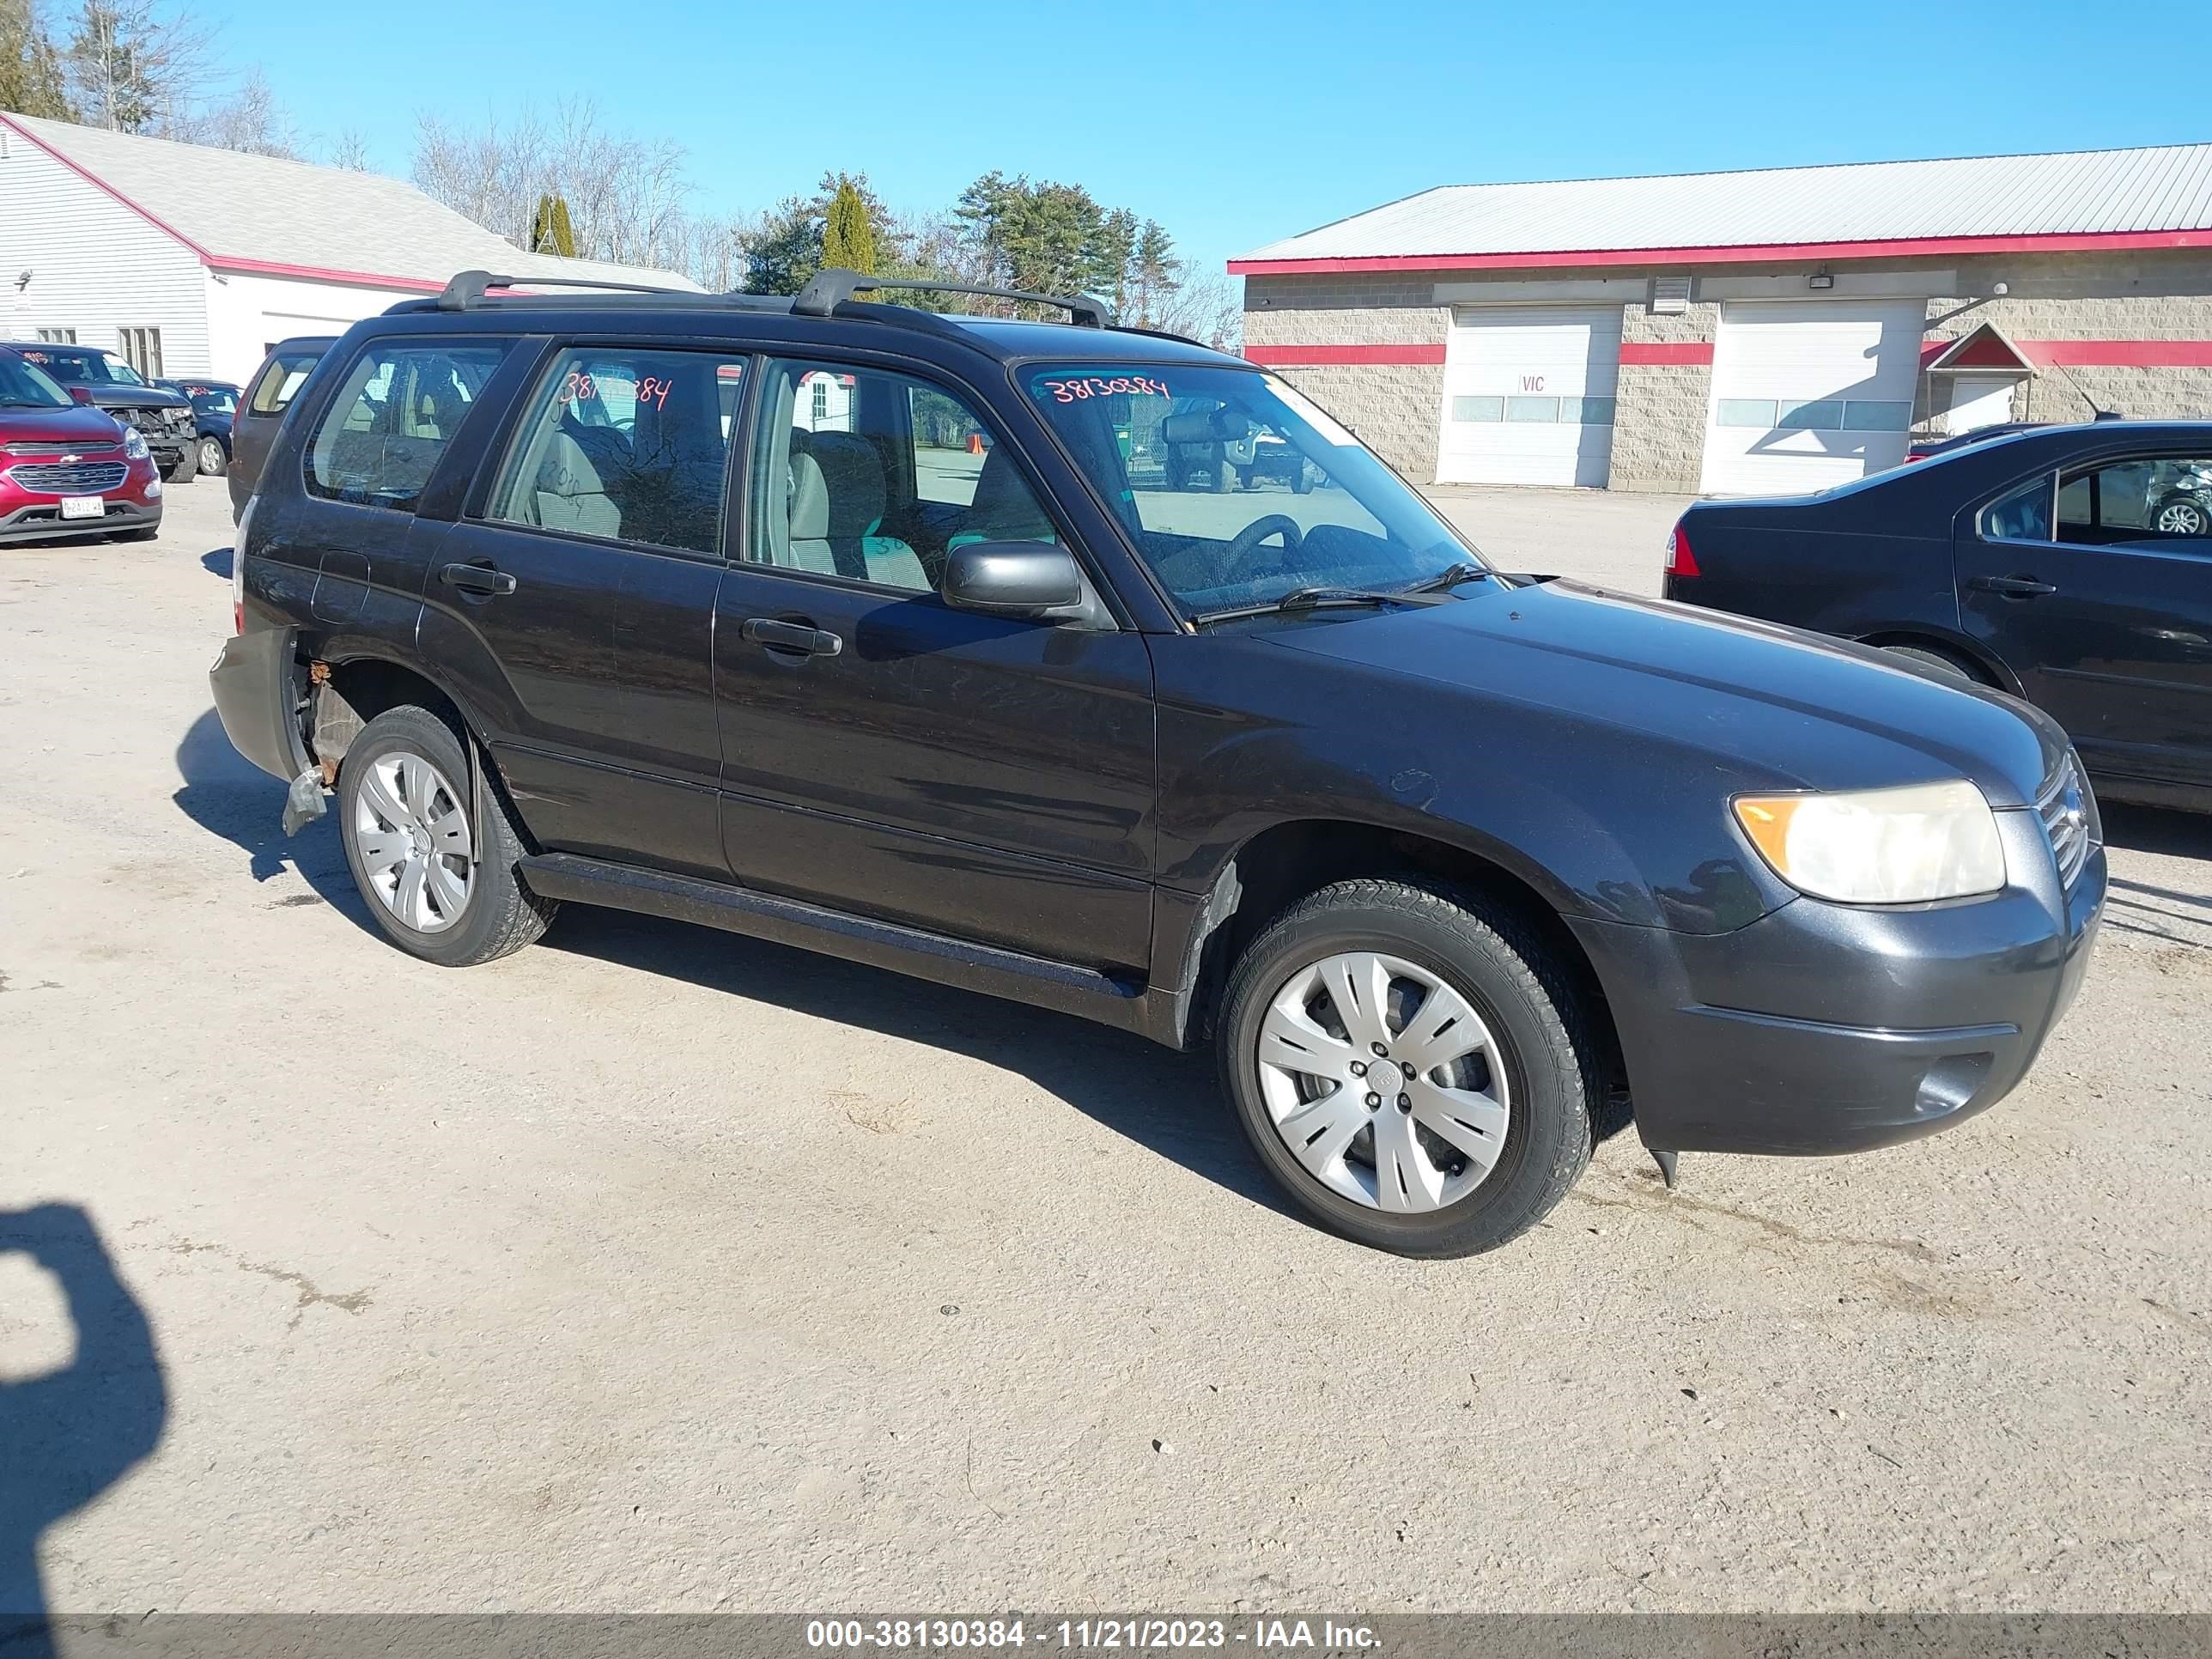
[
  {"left": 351, "top": 749, "right": 473, "bottom": 933},
  {"left": 1254, "top": 951, "right": 1510, "bottom": 1213}
]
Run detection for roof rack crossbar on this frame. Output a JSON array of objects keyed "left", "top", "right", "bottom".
[
  {"left": 436, "top": 269, "right": 690, "bottom": 310},
  {"left": 793, "top": 268, "right": 1109, "bottom": 328}
]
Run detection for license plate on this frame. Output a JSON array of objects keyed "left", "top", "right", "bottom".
[{"left": 60, "top": 495, "right": 105, "bottom": 520}]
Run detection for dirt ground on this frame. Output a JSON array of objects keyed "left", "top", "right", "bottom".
[{"left": 3, "top": 479, "right": 2208, "bottom": 1614}]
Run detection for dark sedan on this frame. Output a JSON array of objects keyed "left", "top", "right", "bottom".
[
  {"left": 157, "top": 378, "right": 240, "bottom": 479},
  {"left": 1665, "top": 420, "right": 2212, "bottom": 811}
]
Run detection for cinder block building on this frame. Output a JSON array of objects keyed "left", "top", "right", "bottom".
[{"left": 1235, "top": 145, "right": 2212, "bottom": 495}]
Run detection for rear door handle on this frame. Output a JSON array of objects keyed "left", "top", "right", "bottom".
[
  {"left": 1967, "top": 574, "right": 2057, "bottom": 599},
  {"left": 741, "top": 617, "right": 843, "bottom": 657},
  {"left": 440, "top": 561, "right": 517, "bottom": 597}
]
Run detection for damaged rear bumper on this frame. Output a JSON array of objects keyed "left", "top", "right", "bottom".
[{"left": 209, "top": 622, "right": 309, "bottom": 783}]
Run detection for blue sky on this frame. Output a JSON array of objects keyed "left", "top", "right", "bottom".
[{"left": 226, "top": 0, "right": 2207, "bottom": 283}]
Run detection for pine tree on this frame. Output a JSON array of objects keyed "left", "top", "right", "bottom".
[
  {"left": 0, "top": 0, "right": 76, "bottom": 118},
  {"left": 530, "top": 193, "right": 578, "bottom": 258},
  {"left": 821, "top": 177, "right": 877, "bottom": 277}
]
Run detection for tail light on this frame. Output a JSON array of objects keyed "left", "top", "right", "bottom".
[{"left": 1664, "top": 520, "right": 1700, "bottom": 580}]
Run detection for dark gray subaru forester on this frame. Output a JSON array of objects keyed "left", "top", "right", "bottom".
[{"left": 210, "top": 269, "right": 2105, "bottom": 1256}]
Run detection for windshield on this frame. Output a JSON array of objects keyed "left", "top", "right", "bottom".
[
  {"left": 24, "top": 349, "right": 141, "bottom": 386},
  {"left": 0, "top": 353, "right": 73, "bottom": 410},
  {"left": 185, "top": 386, "right": 236, "bottom": 415},
  {"left": 1024, "top": 364, "right": 1484, "bottom": 617}
]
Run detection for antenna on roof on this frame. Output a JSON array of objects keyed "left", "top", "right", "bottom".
[{"left": 793, "top": 267, "right": 1109, "bottom": 328}]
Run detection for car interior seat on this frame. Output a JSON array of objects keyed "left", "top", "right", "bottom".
[
  {"left": 809, "top": 430, "right": 927, "bottom": 590},
  {"left": 532, "top": 428, "right": 623, "bottom": 538},
  {"left": 949, "top": 447, "right": 1057, "bottom": 554}
]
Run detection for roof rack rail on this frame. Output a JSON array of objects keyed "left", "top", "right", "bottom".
[
  {"left": 793, "top": 268, "right": 1109, "bottom": 329},
  {"left": 435, "top": 269, "right": 691, "bottom": 310}
]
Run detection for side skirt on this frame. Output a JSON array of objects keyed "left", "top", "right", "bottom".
[{"left": 519, "top": 853, "right": 1182, "bottom": 1045}]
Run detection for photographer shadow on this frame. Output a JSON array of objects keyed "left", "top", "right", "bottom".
[{"left": 0, "top": 1206, "right": 167, "bottom": 1654}]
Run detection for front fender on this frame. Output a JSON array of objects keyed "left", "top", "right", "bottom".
[{"left": 1152, "top": 673, "right": 1792, "bottom": 937}]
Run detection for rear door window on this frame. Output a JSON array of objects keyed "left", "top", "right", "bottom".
[
  {"left": 249, "top": 348, "right": 325, "bottom": 416},
  {"left": 2057, "top": 454, "right": 2212, "bottom": 546},
  {"left": 306, "top": 342, "right": 507, "bottom": 513},
  {"left": 485, "top": 347, "right": 747, "bottom": 556}
]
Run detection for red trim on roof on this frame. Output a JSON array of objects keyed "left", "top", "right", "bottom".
[
  {"left": 0, "top": 112, "right": 216, "bottom": 264},
  {"left": 1620, "top": 342, "right": 1713, "bottom": 366},
  {"left": 1229, "top": 228, "right": 2212, "bottom": 276},
  {"left": 1243, "top": 343, "right": 1447, "bottom": 367},
  {"left": 2022, "top": 338, "right": 2212, "bottom": 368},
  {"left": 205, "top": 257, "right": 452, "bottom": 294}
]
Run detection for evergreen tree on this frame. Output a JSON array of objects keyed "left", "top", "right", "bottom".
[
  {"left": 0, "top": 0, "right": 76, "bottom": 118},
  {"left": 821, "top": 177, "right": 876, "bottom": 276},
  {"left": 531, "top": 193, "right": 578, "bottom": 257},
  {"left": 741, "top": 196, "right": 823, "bottom": 295}
]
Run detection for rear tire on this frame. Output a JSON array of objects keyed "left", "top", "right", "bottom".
[
  {"left": 197, "top": 436, "right": 228, "bottom": 477},
  {"left": 1879, "top": 641, "right": 1990, "bottom": 685},
  {"left": 1217, "top": 878, "right": 1599, "bottom": 1257},
  {"left": 337, "top": 705, "right": 556, "bottom": 967}
]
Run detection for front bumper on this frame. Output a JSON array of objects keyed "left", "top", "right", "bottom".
[
  {"left": 0, "top": 495, "right": 161, "bottom": 544},
  {"left": 1571, "top": 807, "right": 2106, "bottom": 1156}
]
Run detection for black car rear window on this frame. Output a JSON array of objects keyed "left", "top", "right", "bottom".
[{"left": 305, "top": 341, "right": 509, "bottom": 513}]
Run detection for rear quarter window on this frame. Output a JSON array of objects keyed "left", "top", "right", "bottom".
[
  {"left": 305, "top": 341, "right": 508, "bottom": 513},
  {"left": 249, "top": 349, "right": 326, "bottom": 416}
]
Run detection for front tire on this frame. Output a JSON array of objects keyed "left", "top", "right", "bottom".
[
  {"left": 337, "top": 705, "right": 556, "bottom": 967},
  {"left": 197, "top": 436, "right": 228, "bottom": 477},
  {"left": 163, "top": 451, "right": 197, "bottom": 483},
  {"left": 1217, "top": 878, "right": 1599, "bottom": 1257}
]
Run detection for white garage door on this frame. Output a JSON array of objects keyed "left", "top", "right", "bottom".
[
  {"left": 1698, "top": 300, "right": 1926, "bottom": 495},
  {"left": 1437, "top": 307, "right": 1621, "bottom": 488}
]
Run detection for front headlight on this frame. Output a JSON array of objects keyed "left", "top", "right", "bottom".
[
  {"left": 122, "top": 428, "right": 150, "bottom": 460},
  {"left": 1733, "top": 780, "right": 2007, "bottom": 903}
]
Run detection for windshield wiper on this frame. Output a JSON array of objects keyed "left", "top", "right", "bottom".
[
  {"left": 1406, "top": 561, "right": 1491, "bottom": 593},
  {"left": 1193, "top": 585, "right": 1452, "bottom": 626}
]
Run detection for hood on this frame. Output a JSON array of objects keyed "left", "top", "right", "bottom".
[
  {"left": 0, "top": 401, "right": 129, "bottom": 448},
  {"left": 82, "top": 383, "right": 190, "bottom": 410},
  {"left": 1263, "top": 579, "right": 2063, "bottom": 809}
]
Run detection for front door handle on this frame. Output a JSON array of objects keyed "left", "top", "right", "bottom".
[
  {"left": 440, "top": 561, "right": 517, "bottom": 597},
  {"left": 741, "top": 617, "right": 843, "bottom": 657},
  {"left": 1967, "top": 574, "right": 2058, "bottom": 599}
]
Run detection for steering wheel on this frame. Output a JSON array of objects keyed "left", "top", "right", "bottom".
[{"left": 1225, "top": 514, "right": 1305, "bottom": 575}]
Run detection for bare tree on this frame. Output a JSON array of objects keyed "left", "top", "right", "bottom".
[
  {"left": 172, "top": 67, "right": 301, "bottom": 159},
  {"left": 410, "top": 100, "right": 693, "bottom": 270},
  {"left": 325, "top": 126, "right": 373, "bottom": 171},
  {"left": 64, "top": 0, "right": 205, "bottom": 133}
]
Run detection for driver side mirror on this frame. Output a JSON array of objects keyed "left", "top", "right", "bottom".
[
  {"left": 943, "top": 540, "right": 1083, "bottom": 619},
  {"left": 67, "top": 386, "right": 94, "bottom": 405}
]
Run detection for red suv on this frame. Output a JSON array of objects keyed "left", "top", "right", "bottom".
[{"left": 0, "top": 346, "right": 163, "bottom": 544}]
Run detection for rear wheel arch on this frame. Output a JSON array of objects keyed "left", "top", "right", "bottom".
[
  {"left": 310, "top": 653, "right": 539, "bottom": 853},
  {"left": 1857, "top": 629, "right": 2015, "bottom": 693},
  {"left": 1175, "top": 818, "right": 1626, "bottom": 1106}
]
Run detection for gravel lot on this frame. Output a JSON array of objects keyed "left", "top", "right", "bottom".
[{"left": 3, "top": 478, "right": 2209, "bottom": 1614}]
